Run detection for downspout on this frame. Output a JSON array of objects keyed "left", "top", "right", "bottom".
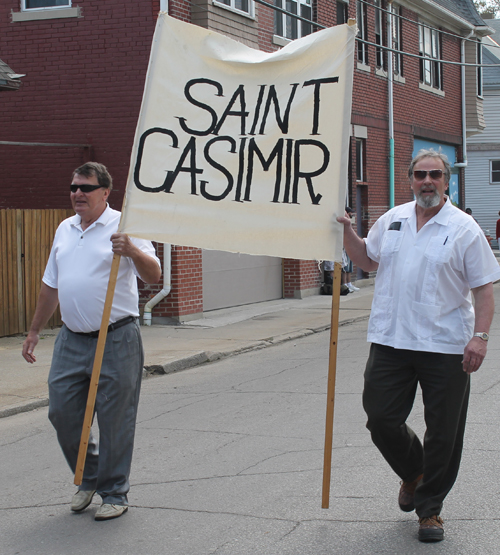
[
  {"left": 159, "top": 0, "right": 169, "bottom": 11},
  {"left": 387, "top": 1, "right": 395, "bottom": 209},
  {"left": 143, "top": 244, "right": 172, "bottom": 326},
  {"left": 454, "top": 33, "right": 474, "bottom": 172}
]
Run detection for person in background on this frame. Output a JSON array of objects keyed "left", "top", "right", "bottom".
[
  {"left": 342, "top": 207, "right": 359, "bottom": 292},
  {"left": 496, "top": 210, "right": 500, "bottom": 249}
]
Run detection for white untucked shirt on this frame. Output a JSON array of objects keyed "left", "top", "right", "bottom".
[
  {"left": 365, "top": 199, "right": 500, "bottom": 354},
  {"left": 43, "top": 205, "right": 161, "bottom": 333}
]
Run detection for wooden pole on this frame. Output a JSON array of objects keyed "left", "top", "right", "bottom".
[
  {"left": 74, "top": 253, "right": 121, "bottom": 486},
  {"left": 322, "top": 261, "right": 342, "bottom": 508}
]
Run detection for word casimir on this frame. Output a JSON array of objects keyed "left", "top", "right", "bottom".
[{"left": 133, "top": 77, "right": 339, "bottom": 206}]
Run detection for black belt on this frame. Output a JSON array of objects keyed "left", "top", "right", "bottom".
[{"left": 72, "top": 316, "right": 137, "bottom": 338}]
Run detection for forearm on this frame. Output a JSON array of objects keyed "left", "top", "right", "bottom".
[
  {"left": 130, "top": 247, "right": 162, "bottom": 284},
  {"left": 23, "top": 283, "right": 59, "bottom": 363},
  {"left": 462, "top": 282, "right": 495, "bottom": 374},
  {"left": 472, "top": 282, "right": 495, "bottom": 333},
  {"left": 343, "top": 225, "right": 379, "bottom": 273}
]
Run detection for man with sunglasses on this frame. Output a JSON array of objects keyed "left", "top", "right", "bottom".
[
  {"left": 22, "top": 162, "right": 161, "bottom": 521},
  {"left": 337, "top": 149, "right": 500, "bottom": 543}
]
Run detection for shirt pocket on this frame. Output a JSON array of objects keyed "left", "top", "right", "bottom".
[
  {"left": 412, "top": 301, "right": 441, "bottom": 341},
  {"left": 380, "top": 230, "right": 404, "bottom": 257},
  {"left": 423, "top": 238, "right": 453, "bottom": 264}
]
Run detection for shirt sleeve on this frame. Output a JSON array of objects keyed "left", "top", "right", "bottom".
[
  {"left": 42, "top": 227, "right": 61, "bottom": 289},
  {"left": 463, "top": 230, "right": 500, "bottom": 289}
]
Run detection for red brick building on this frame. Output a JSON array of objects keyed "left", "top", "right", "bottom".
[{"left": 0, "top": 0, "right": 490, "bottom": 326}]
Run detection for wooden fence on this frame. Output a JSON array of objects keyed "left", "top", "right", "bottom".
[{"left": 0, "top": 209, "right": 73, "bottom": 337}]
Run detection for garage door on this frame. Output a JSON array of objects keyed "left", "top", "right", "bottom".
[{"left": 202, "top": 250, "right": 283, "bottom": 311}]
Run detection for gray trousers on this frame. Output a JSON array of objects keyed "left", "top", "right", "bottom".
[
  {"left": 363, "top": 343, "right": 470, "bottom": 518},
  {"left": 48, "top": 320, "right": 143, "bottom": 505}
]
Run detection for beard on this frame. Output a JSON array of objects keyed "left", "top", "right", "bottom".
[{"left": 416, "top": 189, "right": 441, "bottom": 209}]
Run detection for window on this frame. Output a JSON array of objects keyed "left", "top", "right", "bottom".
[
  {"left": 391, "top": 5, "right": 403, "bottom": 76},
  {"left": 216, "top": 0, "right": 254, "bottom": 17},
  {"left": 336, "top": 1, "right": 348, "bottom": 25},
  {"left": 492, "top": 161, "right": 500, "bottom": 184},
  {"left": 419, "top": 23, "right": 442, "bottom": 90},
  {"left": 477, "top": 40, "right": 483, "bottom": 97},
  {"left": 374, "top": 0, "right": 385, "bottom": 69},
  {"left": 356, "top": 139, "right": 365, "bottom": 182},
  {"left": 275, "top": 0, "right": 312, "bottom": 40},
  {"left": 22, "top": 0, "right": 70, "bottom": 8},
  {"left": 357, "top": 0, "right": 368, "bottom": 65}
]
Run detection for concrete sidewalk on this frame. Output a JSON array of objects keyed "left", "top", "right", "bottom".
[{"left": 0, "top": 282, "right": 374, "bottom": 418}]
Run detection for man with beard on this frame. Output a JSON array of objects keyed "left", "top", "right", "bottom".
[{"left": 337, "top": 149, "right": 500, "bottom": 542}]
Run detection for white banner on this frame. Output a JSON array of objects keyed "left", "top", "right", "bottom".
[{"left": 120, "top": 14, "right": 356, "bottom": 262}]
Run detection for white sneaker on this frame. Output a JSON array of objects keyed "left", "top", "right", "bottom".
[
  {"left": 348, "top": 283, "right": 360, "bottom": 292},
  {"left": 95, "top": 503, "right": 128, "bottom": 521},
  {"left": 71, "top": 489, "right": 96, "bottom": 512}
]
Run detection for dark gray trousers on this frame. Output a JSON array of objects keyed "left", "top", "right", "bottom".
[
  {"left": 362, "top": 343, "right": 470, "bottom": 518},
  {"left": 48, "top": 320, "right": 143, "bottom": 505}
]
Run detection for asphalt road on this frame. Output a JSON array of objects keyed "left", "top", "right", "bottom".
[{"left": 1, "top": 313, "right": 500, "bottom": 554}]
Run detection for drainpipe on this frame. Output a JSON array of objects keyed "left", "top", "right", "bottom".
[
  {"left": 143, "top": 244, "right": 172, "bottom": 326},
  {"left": 454, "top": 33, "right": 474, "bottom": 172},
  {"left": 387, "top": 1, "right": 395, "bottom": 208}
]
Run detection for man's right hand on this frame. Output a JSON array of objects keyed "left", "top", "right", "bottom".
[
  {"left": 336, "top": 211, "right": 353, "bottom": 228},
  {"left": 22, "top": 332, "right": 39, "bottom": 364}
]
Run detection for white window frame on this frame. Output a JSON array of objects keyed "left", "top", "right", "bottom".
[
  {"left": 336, "top": 0, "right": 348, "bottom": 25},
  {"left": 22, "top": 0, "right": 71, "bottom": 10},
  {"left": 419, "top": 23, "right": 442, "bottom": 90},
  {"left": 213, "top": 0, "right": 255, "bottom": 18},
  {"left": 491, "top": 160, "right": 500, "bottom": 184},
  {"left": 391, "top": 4, "right": 403, "bottom": 76},
  {"left": 374, "top": 0, "right": 385, "bottom": 69},
  {"left": 357, "top": 0, "right": 369, "bottom": 66},
  {"left": 477, "top": 40, "right": 483, "bottom": 98},
  {"left": 274, "top": 0, "right": 313, "bottom": 41},
  {"left": 355, "top": 138, "right": 366, "bottom": 182}
]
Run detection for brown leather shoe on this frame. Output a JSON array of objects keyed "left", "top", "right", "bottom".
[
  {"left": 398, "top": 473, "right": 423, "bottom": 512},
  {"left": 418, "top": 515, "right": 444, "bottom": 542}
]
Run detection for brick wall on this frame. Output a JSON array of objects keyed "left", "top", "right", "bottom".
[
  {"left": 0, "top": 0, "right": 157, "bottom": 210},
  {"left": 138, "top": 244, "right": 203, "bottom": 319},
  {"left": 283, "top": 259, "right": 322, "bottom": 298}
]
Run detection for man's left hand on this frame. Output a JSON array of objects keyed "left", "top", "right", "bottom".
[
  {"left": 110, "top": 232, "right": 137, "bottom": 258},
  {"left": 462, "top": 337, "right": 488, "bottom": 374}
]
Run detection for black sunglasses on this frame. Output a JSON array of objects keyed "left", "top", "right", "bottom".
[
  {"left": 413, "top": 169, "right": 443, "bottom": 180},
  {"left": 70, "top": 184, "right": 105, "bottom": 193}
]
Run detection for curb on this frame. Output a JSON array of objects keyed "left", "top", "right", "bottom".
[
  {"left": 1, "top": 313, "right": 371, "bottom": 419},
  {"left": 0, "top": 398, "right": 49, "bottom": 419}
]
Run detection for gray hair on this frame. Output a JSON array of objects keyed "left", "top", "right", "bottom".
[{"left": 408, "top": 149, "right": 451, "bottom": 183}]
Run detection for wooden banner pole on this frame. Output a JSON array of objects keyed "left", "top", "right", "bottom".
[
  {"left": 74, "top": 253, "right": 122, "bottom": 486},
  {"left": 322, "top": 261, "right": 342, "bottom": 509}
]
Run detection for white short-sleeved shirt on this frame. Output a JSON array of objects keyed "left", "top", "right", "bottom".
[
  {"left": 365, "top": 199, "right": 500, "bottom": 354},
  {"left": 43, "top": 205, "right": 161, "bottom": 333}
]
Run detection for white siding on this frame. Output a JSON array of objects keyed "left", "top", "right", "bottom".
[
  {"left": 468, "top": 91, "right": 500, "bottom": 144},
  {"left": 464, "top": 150, "right": 500, "bottom": 247}
]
